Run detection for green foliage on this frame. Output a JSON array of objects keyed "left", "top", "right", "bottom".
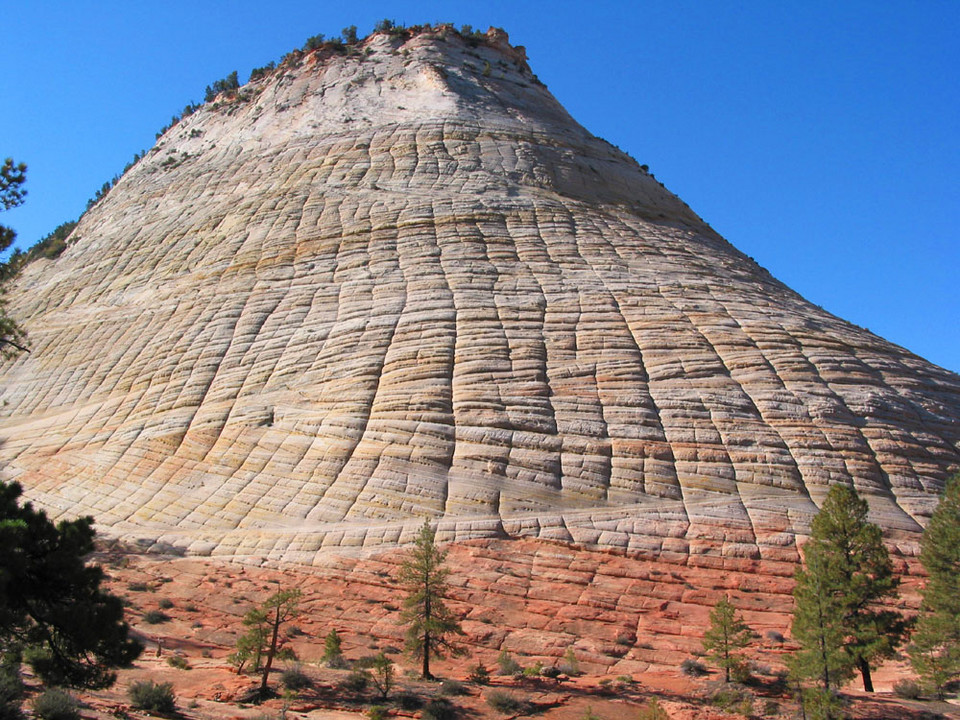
[
  {"left": 789, "top": 484, "right": 905, "bottom": 701},
  {"left": 422, "top": 697, "right": 457, "bottom": 720},
  {"left": 367, "top": 705, "right": 387, "bottom": 720},
  {"left": 0, "top": 660, "right": 22, "bottom": 720},
  {"left": 439, "top": 679, "right": 468, "bottom": 696},
  {"left": 369, "top": 652, "right": 393, "bottom": 699},
  {"left": 258, "top": 588, "right": 300, "bottom": 693},
  {"left": 909, "top": 473, "right": 960, "bottom": 699},
  {"left": 281, "top": 665, "right": 311, "bottom": 691},
  {"left": 558, "top": 646, "right": 579, "bottom": 676},
  {"left": 303, "top": 35, "right": 325, "bottom": 51},
  {"left": 142, "top": 609, "right": 170, "bottom": 624},
  {"left": 485, "top": 690, "right": 527, "bottom": 715},
  {"left": 204, "top": 71, "right": 240, "bottom": 102},
  {"left": 248, "top": 62, "right": 276, "bottom": 82},
  {"left": 229, "top": 606, "right": 267, "bottom": 673},
  {"left": 892, "top": 678, "right": 921, "bottom": 699},
  {"left": 467, "top": 662, "right": 489, "bottom": 684},
  {"left": 496, "top": 649, "right": 520, "bottom": 676},
  {"left": 128, "top": 681, "right": 175, "bottom": 713},
  {"left": 680, "top": 658, "right": 707, "bottom": 677},
  {"left": 798, "top": 687, "right": 844, "bottom": 720},
  {"left": 0, "top": 481, "right": 142, "bottom": 688},
  {"left": 701, "top": 596, "right": 752, "bottom": 682},
  {"left": 322, "top": 628, "right": 345, "bottom": 667},
  {"left": 341, "top": 25, "right": 358, "bottom": 44},
  {"left": 340, "top": 669, "right": 369, "bottom": 693},
  {"left": 399, "top": 520, "right": 464, "bottom": 678},
  {"left": 31, "top": 689, "right": 79, "bottom": 720},
  {"left": 636, "top": 697, "right": 669, "bottom": 720},
  {"left": 0, "top": 158, "right": 27, "bottom": 354},
  {"left": 166, "top": 655, "right": 190, "bottom": 670},
  {"left": 709, "top": 685, "right": 753, "bottom": 714}
]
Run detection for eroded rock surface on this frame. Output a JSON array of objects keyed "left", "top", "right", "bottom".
[{"left": 1, "top": 28, "right": 958, "bottom": 561}]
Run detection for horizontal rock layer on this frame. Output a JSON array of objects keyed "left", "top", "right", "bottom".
[{"left": 1, "top": 28, "right": 958, "bottom": 561}]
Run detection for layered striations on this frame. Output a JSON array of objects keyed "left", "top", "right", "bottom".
[{"left": 1, "top": 28, "right": 958, "bottom": 564}]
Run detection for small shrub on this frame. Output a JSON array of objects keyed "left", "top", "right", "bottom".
[
  {"left": 468, "top": 663, "right": 490, "bottom": 684},
  {"left": 142, "top": 609, "right": 170, "bottom": 624},
  {"left": 615, "top": 632, "right": 634, "bottom": 646},
  {"left": 581, "top": 707, "right": 601, "bottom": 720},
  {"left": 367, "top": 706, "right": 387, "bottom": 720},
  {"left": 496, "top": 650, "right": 521, "bottom": 676},
  {"left": 892, "top": 678, "right": 922, "bottom": 699},
  {"left": 558, "top": 646, "right": 580, "bottom": 676},
  {"left": 0, "top": 699, "right": 24, "bottom": 720},
  {"left": 158, "top": 598, "right": 174, "bottom": 609},
  {"left": 762, "top": 699, "right": 780, "bottom": 716},
  {"left": 766, "top": 630, "right": 785, "bottom": 644},
  {"left": 286, "top": 625, "right": 303, "bottom": 637},
  {"left": 127, "top": 582, "right": 150, "bottom": 592},
  {"left": 393, "top": 691, "right": 423, "bottom": 710},
  {"left": 485, "top": 690, "right": 527, "bottom": 715},
  {"left": 184, "top": 603, "right": 198, "bottom": 612},
  {"left": 167, "top": 655, "right": 190, "bottom": 670},
  {"left": 521, "top": 661, "right": 543, "bottom": 678},
  {"left": 32, "top": 689, "right": 80, "bottom": 720},
  {"left": 439, "top": 680, "right": 468, "bottom": 696},
  {"left": 681, "top": 658, "right": 708, "bottom": 677},
  {"left": 710, "top": 686, "right": 752, "bottom": 715},
  {"left": 637, "top": 697, "right": 669, "bottom": 720},
  {"left": 128, "top": 681, "right": 176, "bottom": 714},
  {"left": 422, "top": 697, "right": 457, "bottom": 720},
  {"left": 282, "top": 666, "right": 311, "bottom": 691},
  {"left": 323, "top": 629, "right": 346, "bottom": 668},
  {"left": 341, "top": 670, "right": 370, "bottom": 694},
  {"left": 369, "top": 653, "right": 394, "bottom": 699}
]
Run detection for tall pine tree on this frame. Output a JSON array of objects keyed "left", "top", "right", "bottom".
[
  {"left": 702, "top": 596, "right": 753, "bottom": 682},
  {"left": 0, "top": 481, "right": 142, "bottom": 689},
  {"left": 909, "top": 473, "right": 960, "bottom": 699},
  {"left": 790, "top": 484, "right": 905, "bottom": 705},
  {"left": 398, "top": 520, "right": 463, "bottom": 679}
]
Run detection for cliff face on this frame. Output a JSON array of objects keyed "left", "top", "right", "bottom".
[{"left": 1, "top": 28, "right": 958, "bottom": 563}]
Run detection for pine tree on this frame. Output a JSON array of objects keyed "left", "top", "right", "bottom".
[
  {"left": 0, "top": 157, "right": 28, "bottom": 355},
  {"left": 790, "top": 483, "right": 905, "bottom": 708},
  {"left": 701, "top": 596, "right": 752, "bottom": 682},
  {"left": 258, "top": 588, "right": 301, "bottom": 695},
  {"left": 398, "top": 520, "right": 463, "bottom": 679},
  {"left": 0, "top": 481, "right": 142, "bottom": 689},
  {"left": 909, "top": 473, "right": 960, "bottom": 700},
  {"left": 322, "top": 628, "right": 345, "bottom": 668}
]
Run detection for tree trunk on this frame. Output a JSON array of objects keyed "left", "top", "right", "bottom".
[
  {"left": 422, "top": 629, "right": 431, "bottom": 679},
  {"left": 858, "top": 656, "right": 874, "bottom": 692},
  {"left": 260, "top": 604, "right": 282, "bottom": 694}
]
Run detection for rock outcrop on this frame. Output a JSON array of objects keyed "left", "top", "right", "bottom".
[{"left": 1, "top": 27, "right": 958, "bottom": 562}]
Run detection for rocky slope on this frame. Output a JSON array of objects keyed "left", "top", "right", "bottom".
[{"left": 1, "top": 27, "right": 958, "bottom": 563}]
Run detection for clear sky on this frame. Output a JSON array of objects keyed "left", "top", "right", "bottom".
[{"left": 3, "top": 1, "right": 958, "bottom": 373}]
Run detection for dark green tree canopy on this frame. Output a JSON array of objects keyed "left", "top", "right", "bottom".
[
  {"left": 0, "top": 481, "right": 142, "bottom": 688},
  {"left": 790, "top": 483, "right": 905, "bottom": 704},
  {"left": 702, "top": 596, "right": 752, "bottom": 683},
  {"left": 0, "top": 158, "right": 28, "bottom": 355},
  {"left": 398, "top": 520, "right": 463, "bottom": 679},
  {"left": 910, "top": 473, "right": 960, "bottom": 699}
]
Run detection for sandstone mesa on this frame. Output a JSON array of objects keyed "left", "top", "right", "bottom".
[{"left": 0, "top": 27, "right": 958, "bottom": 568}]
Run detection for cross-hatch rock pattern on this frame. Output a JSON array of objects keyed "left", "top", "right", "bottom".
[{"left": 1, "top": 29, "right": 958, "bottom": 563}]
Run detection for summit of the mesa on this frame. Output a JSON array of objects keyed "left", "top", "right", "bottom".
[{"left": 1, "top": 24, "right": 957, "bottom": 564}]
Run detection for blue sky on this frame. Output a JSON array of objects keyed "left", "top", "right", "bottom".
[{"left": 3, "top": 1, "right": 958, "bottom": 373}]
